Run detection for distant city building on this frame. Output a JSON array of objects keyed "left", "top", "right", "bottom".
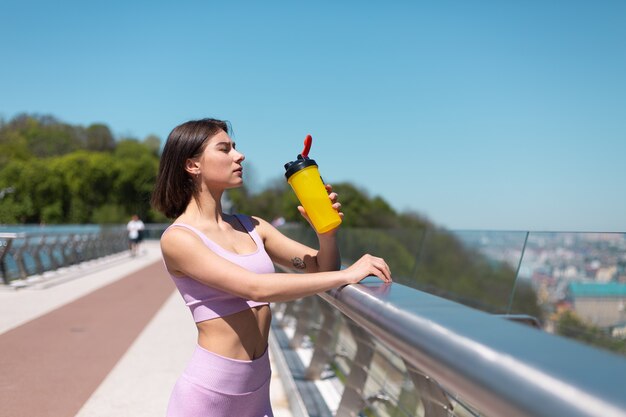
[
  {"left": 596, "top": 266, "right": 618, "bottom": 283},
  {"left": 568, "top": 282, "right": 626, "bottom": 328}
]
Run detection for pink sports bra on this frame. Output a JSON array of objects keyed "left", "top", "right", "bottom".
[{"left": 162, "top": 214, "right": 275, "bottom": 323}]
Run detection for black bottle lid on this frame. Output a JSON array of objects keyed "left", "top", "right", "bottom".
[{"left": 284, "top": 154, "right": 318, "bottom": 180}]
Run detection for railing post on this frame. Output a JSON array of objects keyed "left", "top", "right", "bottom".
[
  {"left": 335, "top": 321, "right": 377, "bottom": 417},
  {"left": 33, "top": 236, "right": 46, "bottom": 275},
  {"left": 81, "top": 234, "right": 90, "bottom": 261},
  {"left": 48, "top": 236, "right": 61, "bottom": 270},
  {"left": 390, "top": 378, "right": 421, "bottom": 417},
  {"left": 280, "top": 300, "right": 297, "bottom": 325},
  {"left": 87, "top": 233, "right": 98, "bottom": 260},
  {"left": 100, "top": 231, "right": 108, "bottom": 256},
  {"left": 305, "top": 301, "right": 339, "bottom": 380},
  {"left": 67, "top": 234, "right": 79, "bottom": 265},
  {"left": 0, "top": 237, "right": 15, "bottom": 284},
  {"left": 15, "top": 237, "right": 30, "bottom": 279},
  {"left": 81, "top": 234, "right": 89, "bottom": 261},
  {"left": 291, "top": 296, "right": 316, "bottom": 349},
  {"left": 403, "top": 362, "right": 452, "bottom": 417},
  {"left": 56, "top": 236, "right": 65, "bottom": 266}
]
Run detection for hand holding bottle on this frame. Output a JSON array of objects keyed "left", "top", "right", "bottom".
[
  {"left": 297, "top": 184, "right": 343, "bottom": 235},
  {"left": 284, "top": 135, "right": 342, "bottom": 234}
]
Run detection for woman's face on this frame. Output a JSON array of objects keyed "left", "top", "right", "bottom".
[{"left": 194, "top": 130, "right": 245, "bottom": 189}]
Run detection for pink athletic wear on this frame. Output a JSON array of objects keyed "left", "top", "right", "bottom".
[
  {"left": 166, "top": 345, "right": 273, "bottom": 417},
  {"left": 162, "top": 214, "right": 275, "bottom": 417},
  {"left": 164, "top": 214, "right": 275, "bottom": 322}
]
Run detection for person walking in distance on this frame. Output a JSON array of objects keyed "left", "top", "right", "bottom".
[
  {"left": 127, "top": 214, "right": 145, "bottom": 256},
  {"left": 151, "top": 118, "right": 392, "bottom": 417}
]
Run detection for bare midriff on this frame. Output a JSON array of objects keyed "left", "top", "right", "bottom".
[{"left": 196, "top": 305, "right": 272, "bottom": 361}]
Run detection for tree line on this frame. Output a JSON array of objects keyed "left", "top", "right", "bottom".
[
  {"left": 0, "top": 113, "right": 162, "bottom": 224},
  {"left": 0, "top": 113, "right": 433, "bottom": 229}
]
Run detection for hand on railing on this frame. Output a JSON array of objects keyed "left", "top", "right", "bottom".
[{"left": 341, "top": 254, "right": 392, "bottom": 285}]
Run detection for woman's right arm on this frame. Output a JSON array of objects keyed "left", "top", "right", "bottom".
[{"left": 161, "top": 228, "right": 391, "bottom": 303}]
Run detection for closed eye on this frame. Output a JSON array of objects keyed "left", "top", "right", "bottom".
[{"left": 216, "top": 141, "right": 235, "bottom": 152}]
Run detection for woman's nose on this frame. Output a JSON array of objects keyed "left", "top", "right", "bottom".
[{"left": 235, "top": 150, "right": 245, "bottom": 162}]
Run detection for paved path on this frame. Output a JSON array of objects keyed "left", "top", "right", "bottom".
[{"left": 0, "top": 242, "right": 293, "bottom": 417}]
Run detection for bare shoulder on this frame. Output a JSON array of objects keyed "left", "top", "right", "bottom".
[{"left": 160, "top": 226, "right": 204, "bottom": 257}]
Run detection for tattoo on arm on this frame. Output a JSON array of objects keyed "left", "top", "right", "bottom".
[{"left": 291, "top": 257, "right": 306, "bottom": 270}]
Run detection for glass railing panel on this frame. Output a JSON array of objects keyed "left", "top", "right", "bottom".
[
  {"left": 410, "top": 229, "right": 528, "bottom": 313},
  {"left": 278, "top": 225, "right": 530, "bottom": 314},
  {"left": 279, "top": 225, "right": 428, "bottom": 279},
  {"left": 337, "top": 227, "right": 427, "bottom": 278},
  {"left": 277, "top": 223, "right": 317, "bottom": 248},
  {"left": 512, "top": 231, "right": 626, "bottom": 356}
]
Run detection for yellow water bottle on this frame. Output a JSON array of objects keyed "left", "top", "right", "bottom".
[{"left": 284, "top": 135, "right": 342, "bottom": 234}]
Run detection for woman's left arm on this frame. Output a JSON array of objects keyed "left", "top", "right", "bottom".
[
  {"left": 256, "top": 218, "right": 340, "bottom": 273},
  {"left": 254, "top": 185, "right": 342, "bottom": 273}
]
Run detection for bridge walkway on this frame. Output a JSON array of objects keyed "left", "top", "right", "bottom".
[{"left": 0, "top": 241, "right": 292, "bottom": 417}]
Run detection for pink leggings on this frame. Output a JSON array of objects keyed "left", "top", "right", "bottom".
[{"left": 167, "top": 345, "right": 273, "bottom": 417}]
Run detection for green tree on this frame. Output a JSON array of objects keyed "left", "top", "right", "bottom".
[
  {"left": 27, "top": 159, "right": 66, "bottom": 224},
  {"left": 50, "top": 151, "right": 118, "bottom": 223},
  {"left": 0, "top": 130, "right": 31, "bottom": 169},
  {"left": 143, "top": 134, "right": 162, "bottom": 156},
  {"left": 112, "top": 153, "right": 159, "bottom": 220},
  {"left": 85, "top": 123, "right": 115, "bottom": 152},
  {"left": 5, "top": 114, "right": 84, "bottom": 157},
  {"left": 114, "top": 138, "right": 151, "bottom": 159},
  {"left": 92, "top": 204, "right": 128, "bottom": 224},
  {"left": 0, "top": 158, "right": 68, "bottom": 223},
  {"left": 556, "top": 310, "right": 626, "bottom": 356},
  {"left": 0, "top": 159, "right": 35, "bottom": 223},
  {"left": 0, "top": 114, "right": 161, "bottom": 224}
]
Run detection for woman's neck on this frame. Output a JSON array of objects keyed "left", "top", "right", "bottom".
[{"left": 181, "top": 188, "right": 227, "bottom": 225}]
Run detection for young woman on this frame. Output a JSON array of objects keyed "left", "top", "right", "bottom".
[{"left": 151, "top": 118, "right": 392, "bottom": 417}]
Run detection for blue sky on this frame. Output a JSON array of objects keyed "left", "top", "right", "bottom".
[{"left": 1, "top": 1, "right": 625, "bottom": 231}]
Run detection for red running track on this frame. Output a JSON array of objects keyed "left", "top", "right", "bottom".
[{"left": 0, "top": 261, "right": 174, "bottom": 417}]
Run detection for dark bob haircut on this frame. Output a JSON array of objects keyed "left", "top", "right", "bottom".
[{"left": 151, "top": 118, "right": 230, "bottom": 219}]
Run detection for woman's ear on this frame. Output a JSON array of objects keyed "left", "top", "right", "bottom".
[{"left": 184, "top": 158, "right": 201, "bottom": 176}]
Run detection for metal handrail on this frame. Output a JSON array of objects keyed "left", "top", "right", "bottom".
[
  {"left": 0, "top": 233, "right": 26, "bottom": 239},
  {"left": 320, "top": 277, "right": 626, "bottom": 417}
]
